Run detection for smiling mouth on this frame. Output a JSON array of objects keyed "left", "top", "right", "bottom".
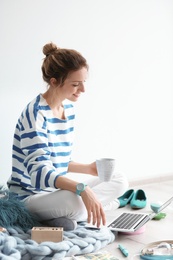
[{"left": 74, "top": 94, "right": 80, "bottom": 98}]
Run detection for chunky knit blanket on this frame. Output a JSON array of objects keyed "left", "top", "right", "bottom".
[
  {"left": 0, "top": 185, "right": 115, "bottom": 259},
  {"left": 0, "top": 226, "right": 115, "bottom": 259}
]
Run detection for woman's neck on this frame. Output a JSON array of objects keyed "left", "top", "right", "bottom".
[{"left": 42, "top": 90, "right": 65, "bottom": 119}]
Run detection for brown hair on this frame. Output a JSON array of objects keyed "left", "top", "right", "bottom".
[{"left": 41, "top": 42, "right": 89, "bottom": 85}]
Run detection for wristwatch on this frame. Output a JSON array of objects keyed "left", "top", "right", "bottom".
[{"left": 76, "top": 183, "right": 87, "bottom": 196}]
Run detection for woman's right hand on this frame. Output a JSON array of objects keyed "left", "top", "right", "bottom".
[{"left": 81, "top": 186, "right": 106, "bottom": 228}]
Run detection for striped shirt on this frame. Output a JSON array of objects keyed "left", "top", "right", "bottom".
[{"left": 7, "top": 94, "right": 75, "bottom": 200}]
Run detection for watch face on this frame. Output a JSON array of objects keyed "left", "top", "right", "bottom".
[{"left": 77, "top": 183, "right": 85, "bottom": 190}]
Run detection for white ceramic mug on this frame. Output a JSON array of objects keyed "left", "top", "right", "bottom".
[{"left": 96, "top": 158, "right": 116, "bottom": 182}]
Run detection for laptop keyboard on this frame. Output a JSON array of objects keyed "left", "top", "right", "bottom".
[{"left": 108, "top": 212, "right": 144, "bottom": 229}]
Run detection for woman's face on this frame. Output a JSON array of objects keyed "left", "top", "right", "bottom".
[{"left": 60, "top": 67, "right": 88, "bottom": 102}]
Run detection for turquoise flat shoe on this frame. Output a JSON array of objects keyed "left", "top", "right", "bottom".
[
  {"left": 130, "top": 189, "right": 147, "bottom": 209},
  {"left": 117, "top": 189, "right": 135, "bottom": 207}
]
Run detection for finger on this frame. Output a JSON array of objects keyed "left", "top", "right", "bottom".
[
  {"left": 87, "top": 209, "right": 92, "bottom": 224},
  {"left": 94, "top": 206, "right": 100, "bottom": 227},
  {"left": 92, "top": 208, "right": 97, "bottom": 225},
  {"left": 100, "top": 207, "right": 106, "bottom": 226}
]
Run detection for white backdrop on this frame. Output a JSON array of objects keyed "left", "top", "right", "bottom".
[{"left": 0, "top": 0, "right": 173, "bottom": 183}]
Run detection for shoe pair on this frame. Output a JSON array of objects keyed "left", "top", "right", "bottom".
[{"left": 118, "top": 189, "right": 147, "bottom": 209}]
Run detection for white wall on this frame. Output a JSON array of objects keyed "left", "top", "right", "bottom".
[{"left": 0, "top": 0, "right": 173, "bottom": 183}]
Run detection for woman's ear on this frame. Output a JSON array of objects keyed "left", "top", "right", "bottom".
[{"left": 50, "top": 77, "right": 58, "bottom": 87}]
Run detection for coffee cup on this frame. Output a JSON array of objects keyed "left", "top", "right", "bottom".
[{"left": 96, "top": 158, "right": 116, "bottom": 182}]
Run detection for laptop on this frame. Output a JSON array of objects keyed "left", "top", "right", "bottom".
[{"left": 84, "top": 196, "right": 173, "bottom": 233}]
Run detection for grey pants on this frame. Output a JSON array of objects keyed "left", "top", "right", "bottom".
[{"left": 24, "top": 172, "right": 128, "bottom": 222}]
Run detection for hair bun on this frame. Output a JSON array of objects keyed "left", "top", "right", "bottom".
[{"left": 43, "top": 42, "right": 59, "bottom": 57}]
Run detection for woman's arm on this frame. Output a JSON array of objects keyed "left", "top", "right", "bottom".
[
  {"left": 68, "top": 161, "right": 98, "bottom": 176},
  {"left": 55, "top": 175, "right": 106, "bottom": 228}
]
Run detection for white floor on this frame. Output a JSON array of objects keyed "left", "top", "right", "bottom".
[
  {"left": 100, "top": 178, "right": 173, "bottom": 259},
  {"left": 66, "top": 178, "right": 173, "bottom": 259}
]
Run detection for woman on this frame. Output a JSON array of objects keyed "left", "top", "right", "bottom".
[{"left": 7, "top": 42, "right": 128, "bottom": 231}]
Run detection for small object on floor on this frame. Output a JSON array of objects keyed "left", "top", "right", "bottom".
[
  {"left": 118, "top": 244, "right": 128, "bottom": 257},
  {"left": 117, "top": 189, "right": 135, "bottom": 207},
  {"left": 31, "top": 226, "right": 63, "bottom": 243},
  {"left": 140, "top": 240, "right": 173, "bottom": 259},
  {"left": 71, "top": 251, "right": 119, "bottom": 259},
  {"left": 150, "top": 202, "right": 161, "bottom": 213},
  {"left": 153, "top": 212, "right": 166, "bottom": 220},
  {"left": 130, "top": 189, "right": 147, "bottom": 209},
  {"left": 43, "top": 217, "right": 77, "bottom": 231}
]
